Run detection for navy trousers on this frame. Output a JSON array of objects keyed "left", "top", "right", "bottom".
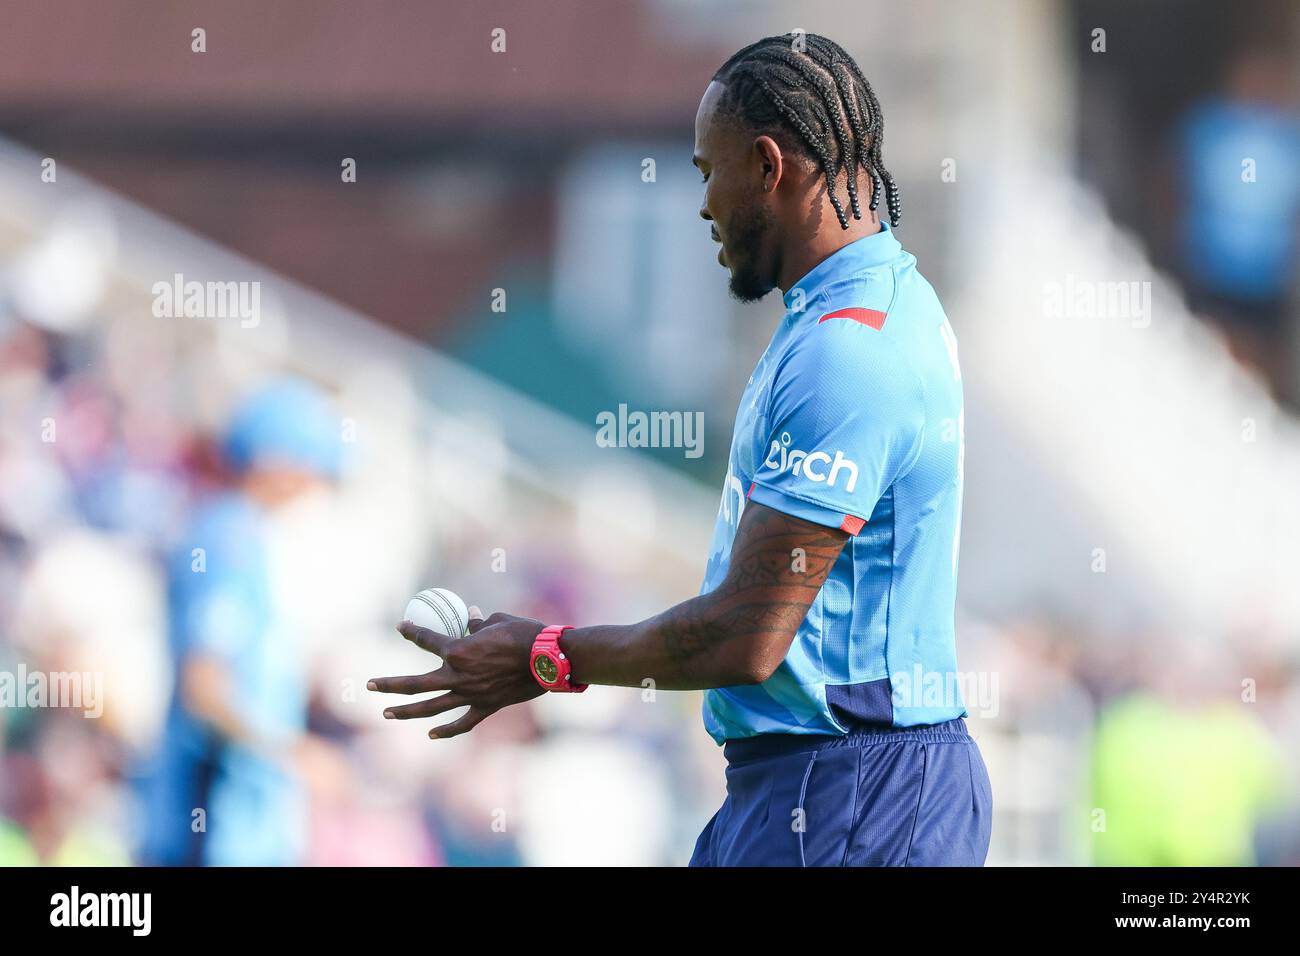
[{"left": 689, "top": 718, "right": 992, "bottom": 866}]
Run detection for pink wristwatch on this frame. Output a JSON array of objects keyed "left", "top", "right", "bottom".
[{"left": 530, "top": 625, "right": 587, "bottom": 693}]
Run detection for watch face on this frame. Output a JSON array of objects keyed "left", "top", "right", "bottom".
[{"left": 533, "top": 654, "right": 559, "bottom": 685}]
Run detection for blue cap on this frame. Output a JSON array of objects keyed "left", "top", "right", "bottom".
[{"left": 222, "top": 378, "right": 342, "bottom": 479}]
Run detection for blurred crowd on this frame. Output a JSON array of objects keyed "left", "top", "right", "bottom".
[
  {"left": 0, "top": 286, "right": 729, "bottom": 867},
  {"left": 963, "top": 609, "right": 1300, "bottom": 866},
  {"left": 0, "top": 248, "right": 759, "bottom": 868}
]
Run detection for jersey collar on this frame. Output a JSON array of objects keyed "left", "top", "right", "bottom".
[{"left": 781, "top": 221, "right": 902, "bottom": 312}]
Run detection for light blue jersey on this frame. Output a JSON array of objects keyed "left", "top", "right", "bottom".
[{"left": 701, "top": 222, "right": 967, "bottom": 743}]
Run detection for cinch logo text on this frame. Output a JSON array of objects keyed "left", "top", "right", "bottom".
[{"left": 760, "top": 433, "right": 858, "bottom": 493}]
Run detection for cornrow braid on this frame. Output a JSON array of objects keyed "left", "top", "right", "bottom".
[{"left": 712, "top": 33, "right": 902, "bottom": 229}]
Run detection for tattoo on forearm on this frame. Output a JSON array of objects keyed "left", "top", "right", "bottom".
[{"left": 661, "top": 503, "right": 848, "bottom": 668}]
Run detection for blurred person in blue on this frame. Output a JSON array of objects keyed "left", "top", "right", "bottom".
[
  {"left": 1177, "top": 45, "right": 1300, "bottom": 399},
  {"left": 139, "top": 378, "right": 341, "bottom": 866}
]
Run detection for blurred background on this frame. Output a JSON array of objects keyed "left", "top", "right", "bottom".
[{"left": 0, "top": 0, "right": 1297, "bottom": 866}]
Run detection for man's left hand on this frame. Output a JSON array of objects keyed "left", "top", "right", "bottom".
[{"left": 368, "top": 608, "right": 547, "bottom": 739}]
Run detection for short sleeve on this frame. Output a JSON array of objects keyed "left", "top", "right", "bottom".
[{"left": 747, "top": 320, "right": 925, "bottom": 534}]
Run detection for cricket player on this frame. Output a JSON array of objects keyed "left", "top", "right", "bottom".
[
  {"left": 141, "top": 380, "right": 342, "bottom": 866},
  {"left": 371, "top": 32, "right": 992, "bottom": 867}
]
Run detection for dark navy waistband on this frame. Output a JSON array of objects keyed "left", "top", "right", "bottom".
[{"left": 722, "top": 717, "right": 971, "bottom": 766}]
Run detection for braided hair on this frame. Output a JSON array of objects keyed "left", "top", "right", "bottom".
[{"left": 711, "top": 33, "right": 901, "bottom": 229}]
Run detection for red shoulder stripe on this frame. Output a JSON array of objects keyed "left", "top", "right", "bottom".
[
  {"left": 839, "top": 514, "right": 866, "bottom": 535},
  {"left": 818, "top": 307, "right": 887, "bottom": 330}
]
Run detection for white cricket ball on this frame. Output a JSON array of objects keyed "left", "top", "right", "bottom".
[{"left": 403, "top": 587, "right": 470, "bottom": 638}]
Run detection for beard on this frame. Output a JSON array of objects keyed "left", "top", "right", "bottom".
[{"left": 723, "top": 203, "right": 777, "bottom": 303}]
